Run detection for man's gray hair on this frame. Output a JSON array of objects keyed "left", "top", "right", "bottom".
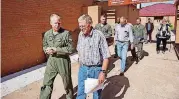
[
  {"left": 50, "top": 14, "right": 61, "bottom": 22},
  {"left": 78, "top": 14, "right": 93, "bottom": 24}
]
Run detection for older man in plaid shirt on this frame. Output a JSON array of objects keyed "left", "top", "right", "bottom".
[{"left": 76, "top": 14, "right": 111, "bottom": 99}]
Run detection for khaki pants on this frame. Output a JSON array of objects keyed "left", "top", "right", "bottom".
[{"left": 131, "top": 42, "right": 143, "bottom": 59}]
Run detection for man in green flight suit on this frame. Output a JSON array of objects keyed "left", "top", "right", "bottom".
[
  {"left": 95, "top": 14, "right": 112, "bottom": 44},
  {"left": 40, "top": 14, "right": 74, "bottom": 99},
  {"left": 131, "top": 18, "right": 147, "bottom": 64}
]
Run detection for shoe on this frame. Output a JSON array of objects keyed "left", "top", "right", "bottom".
[
  {"left": 114, "top": 55, "right": 118, "bottom": 58},
  {"left": 119, "top": 72, "right": 124, "bottom": 76},
  {"left": 135, "top": 57, "right": 139, "bottom": 64}
]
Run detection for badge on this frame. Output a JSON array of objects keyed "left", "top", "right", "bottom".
[{"left": 49, "top": 36, "right": 53, "bottom": 41}]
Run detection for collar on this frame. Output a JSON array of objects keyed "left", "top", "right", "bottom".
[
  {"left": 136, "top": 24, "right": 141, "bottom": 26},
  {"left": 120, "top": 23, "right": 127, "bottom": 27},
  {"left": 82, "top": 27, "right": 93, "bottom": 37},
  {"left": 100, "top": 23, "right": 107, "bottom": 26},
  {"left": 51, "top": 28, "right": 64, "bottom": 36}
]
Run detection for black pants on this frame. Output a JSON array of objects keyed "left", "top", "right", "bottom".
[
  {"left": 147, "top": 31, "right": 152, "bottom": 42},
  {"left": 114, "top": 45, "right": 118, "bottom": 56},
  {"left": 156, "top": 38, "right": 167, "bottom": 51}
]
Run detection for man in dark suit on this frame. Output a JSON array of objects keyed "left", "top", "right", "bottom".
[{"left": 145, "top": 18, "right": 154, "bottom": 43}]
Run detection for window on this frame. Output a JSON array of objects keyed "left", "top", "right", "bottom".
[{"left": 154, "top": 16, "right": 164, "bottom": 22}]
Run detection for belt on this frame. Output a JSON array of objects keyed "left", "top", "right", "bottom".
[
  {"left": 116, "top": 40, "right": 129, "bottom": 43},
  {"left": 81, "top": 64, "right": 102, "bottom": 67}
]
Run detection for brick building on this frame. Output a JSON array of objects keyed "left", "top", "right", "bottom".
[
  {"left": 1, "top": 0, "right": 139, "bottom": 76},
  {"left": 174, "top": 0, "right": 179, "bottom": 59},
  {"left": 140, "top": 3, "right": 176, "bottom": 27}
]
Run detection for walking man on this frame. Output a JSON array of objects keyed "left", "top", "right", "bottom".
[
  {"left": 132, "top": 18, "right": 147, "bottom": 63},
  {"left": 145, "top": 18, "right": 154, "bottom": 43},
  {"left": 114, "top": 17, "right": 134, "bottom": 75},
  {"left": 40, "top": 14, "right": 74, "bottom": 99},
  {"left": 95, "top": 14, "right": 112, "bottom": 44},
  {"left": 77, "top": 14, "right": 111, "bottom": 99}
]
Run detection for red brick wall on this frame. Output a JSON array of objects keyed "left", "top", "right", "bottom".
[{"left": 1, "top": 0, "right": 93, "bottom": 76}]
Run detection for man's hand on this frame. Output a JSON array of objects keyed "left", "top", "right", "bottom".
[
  {"left": 46, "top": 47, "right": 57, "bottom": 55},
  {"left": 98, "top": 72, "right": 106, "bottom": 84},
  {"left": 45, "top": 47, "right": 52, "bottom": 54},
  {"left": 51, "top": 47, "right": 57, "bottom": 54},
  {"left": 46, "top": 49, "right": 53, "bottom": 55}
]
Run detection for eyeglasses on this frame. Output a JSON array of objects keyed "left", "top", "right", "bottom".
[{"left": 79, "top": 25, "right": 86, "bottom": 29}]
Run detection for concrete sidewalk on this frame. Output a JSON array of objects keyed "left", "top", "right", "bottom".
[{"left": 2, "top": 43, "right": 179, "bottom": 99}]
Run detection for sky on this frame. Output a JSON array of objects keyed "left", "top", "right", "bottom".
[{"left": 141, "top": 0, "right": 174, "bottom": 8}]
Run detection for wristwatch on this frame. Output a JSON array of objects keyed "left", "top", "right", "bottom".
[{"left": 101, "top": 70, "right": 107, "bottom": 74}]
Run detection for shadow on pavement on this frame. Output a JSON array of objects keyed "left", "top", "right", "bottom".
[
  {"left": 109, "top": 54, "right": 135, "bottom": 73},
  {"left": 125, "top": 56, "right": 135, "bottom": 72},
  {"left": 140, "top": 50, "right": 149, "bottom": 60},
  {"left": 101, "top": 75, "right": 130, "bottom": 99},
  {"left": 59, "top": 86, "right": 78, "bottom": 99},
  {"left": 107, "top": 54, "right": 120, "bottom": 73}
]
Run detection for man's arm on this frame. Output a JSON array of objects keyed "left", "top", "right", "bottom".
[
  {"left": 129, "top": 25, "right": 134, "bottom": 43},
  {"left": 54, "top": 32, "right": 74, "bottom": 55},
  {"left": 132, "top": 26, "right": 135, "bottom": 36},
  {"left": 98, "top": 33, "right": 111, "bottom": 83},
  {"left": 94, "top": 24, "right": 99, "bottom": 30},
  {"left": 43, "top": 34, "right": 49, "bottom": 54},
  {"left": 143, "top": 26, "right": 147, "bottom": 41},
  {"left": 152, "top": 23, "right": 154, "bottom": 31},
  {"left": 99, "top": 33, "right": 111, "bottom": 64},
  {"left": 145, "top": 23, "right": 147, "bottom": 30},
  {"left": 108, "top": 25, "right": 112, "bottom": 37},
  {"left": 114, "top": 25, "right": 118, "bottom": 41},
  {"left": 129, "top": 25, "right": 134, "bottom": 49}
]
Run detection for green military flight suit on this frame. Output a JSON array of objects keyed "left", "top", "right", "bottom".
[
  {"left": 95, "top": 23, "right": 112, "bottom": 46},
  {"left": 40, "top": 28, "right": 74, "bottom": 99},
  {"left": 132, "top": 24, "right": 147, "bottom": 59},
  {"left": 95, "top": 23, "right": 112, "bottom": 38}
]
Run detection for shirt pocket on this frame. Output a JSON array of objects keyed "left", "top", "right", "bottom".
[
  {"left": 124, "top": 30, "right": 129, "bottom": 37},
  {"left": 47, "top": 36, "right": 54, "bottom": 46},
  {"left": 102, "top": 28, "right": 107, "bottom": 33},
  {"left": 54, "top": 38, "right": 64, "bottom": 47}
]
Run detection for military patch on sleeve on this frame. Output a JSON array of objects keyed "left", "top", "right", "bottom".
[{"left": 49, "top": 36, "right": 53, "bottom": 41}]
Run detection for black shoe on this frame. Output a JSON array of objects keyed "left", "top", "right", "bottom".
[
  {"left": 119, "top": 72, "right": 124, "bottom": 76},
  {"left": 114, "top": 55, "right": 118, "bottom": 58},
  {"left": 136, "top": 58, "right": 139, "bottom": 64}
]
